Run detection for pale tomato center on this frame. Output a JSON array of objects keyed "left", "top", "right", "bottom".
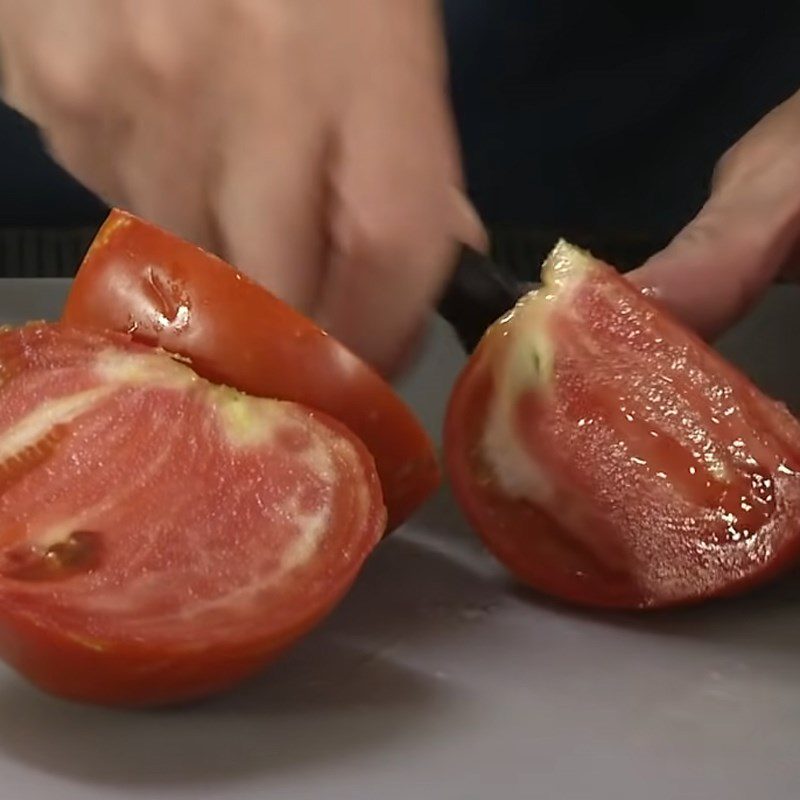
[{"left": 0, "top": 329, "right": 383, "bottom": 644}]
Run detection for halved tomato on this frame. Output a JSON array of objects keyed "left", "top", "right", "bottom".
[
  {"left": 445, "top": 241, "right": 800, "bottom": 609},
  {"left": 62, "top": 209, "right": 439, "bottom": 531},
  {"left": 0, "top": 323, "right": 385, "bottom": 706}
]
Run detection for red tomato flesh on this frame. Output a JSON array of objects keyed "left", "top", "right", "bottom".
[
  {"left": 0, "top": 323, "right": 385, "bottom": 705},
  {"left": 62, "top": 209, "right": 439, "bottom": 531},
  {"left": 445, "top": 241, "right": 800, "bottom": 609}
]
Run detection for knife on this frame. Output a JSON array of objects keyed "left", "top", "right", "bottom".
[{"left": 437, "top": 245, "right": 533, "bottom": 353}]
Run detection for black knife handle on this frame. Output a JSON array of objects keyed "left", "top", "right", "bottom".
[{"left": 437, "top": 245, "right": 524, "bottom": 353}]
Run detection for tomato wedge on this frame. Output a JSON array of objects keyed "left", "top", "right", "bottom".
[
  {"left": 445, "top": 241, "right": 800, "bottom": 609},
  {"left": 0, "top": 323, "right": 385, "bottom": 706},
  {"left": 62, "top": 209, "right": 439, "bottom": 531}
]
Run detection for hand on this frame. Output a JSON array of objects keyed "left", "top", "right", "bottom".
[
  {"left": 0, "top": 0, "right": 485, "bottom": 375},
  {"left": 632, "top": 89, "right": 800, "bottom": 338}
]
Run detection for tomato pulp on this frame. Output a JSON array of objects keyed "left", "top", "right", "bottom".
[
  {"left": 445, "top": 241, "right": 800, "bottom": 609},
  {"left": 0, "top": 323, "right": 385, "bottom": 705},
  {"left": 62, "top": 209, "right": 439, "bottom": 531}
]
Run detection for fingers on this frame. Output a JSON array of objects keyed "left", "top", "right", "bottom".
[
  {"left": 0, "top": 0, "right": 483, "bottom": 374},
  {"left": 317, "top": 84, "right": 484, "bottom": 375},
  {"left": 211, "top": 118, "right": 329, "bottom": 315},
  {"left": 320, "top": 151, "right": 484, "bottom": 376},
  {"left": 631, "top": 195, "right": 798, "bottom": 339},
  {"left": 631, "top": 91, "right": 800, "bottom": 339}
]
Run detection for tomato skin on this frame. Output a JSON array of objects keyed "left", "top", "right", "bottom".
[
  {"left": 0, "top": 585, "right": 348, "bottom": 707},
  {"left": 0, "top": 323, "right": 386, "bottom": 706},
  {"left": 445, "top": 242, "right": 800, "bottom": 610},
  {"left": 445, "top": 353, "right": 644, "bottom": 609},
  {"left": 62, "top": 209, "right": 439, "bottom": 531}
]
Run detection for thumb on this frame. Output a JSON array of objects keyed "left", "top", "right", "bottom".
[
  {"left": 630, "top": 193, "right": 797, "bottom": 340},
  {"left": 630, "top": 87, "right": 800, "bottom": 341}
]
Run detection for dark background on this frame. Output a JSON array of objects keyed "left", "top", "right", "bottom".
[{"left": 0, "top": 1, "right": 798, "bottom": 278}]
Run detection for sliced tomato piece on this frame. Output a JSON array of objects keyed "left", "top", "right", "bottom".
[
  {"left": 445, "top": 241, "right": 800, "bottom": 609},
  {"left": 0, "top": 323, "right": 385, "bottom": 706},
  {"left": 61, "top": 209, "right": 439, "bottom": 531}
]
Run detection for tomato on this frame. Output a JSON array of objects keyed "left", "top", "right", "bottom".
[
  {"left": 0, "top": 322, "right": 385, "bottom": 706},
  {"left": 445, "top": 240, "right": 800, "bottom": 609},
  {"left": 62, "top": 209, "right": 439, "bottom": 531}
]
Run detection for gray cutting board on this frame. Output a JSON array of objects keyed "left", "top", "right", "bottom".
[{"left": 0, "top": 278, "right": 797, "bottom": 800}]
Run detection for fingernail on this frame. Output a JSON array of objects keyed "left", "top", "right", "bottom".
[{"left": 450, "top": 188, "right": 488, "bottom": 253}]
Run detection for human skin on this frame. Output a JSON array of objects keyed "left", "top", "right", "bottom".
[
  {"left": 0, "top": 0, "right": 485, "bottom": 375},
  {"left": 0, "top": 0, "right": 796, "bottom": 370},
  {"left": 633, "top": 89, "right": 800, "bottom": 336}
]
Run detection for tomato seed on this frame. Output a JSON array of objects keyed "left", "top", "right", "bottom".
[{"left": 1, "top": 530, "right": 103, "bottom": 582}]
